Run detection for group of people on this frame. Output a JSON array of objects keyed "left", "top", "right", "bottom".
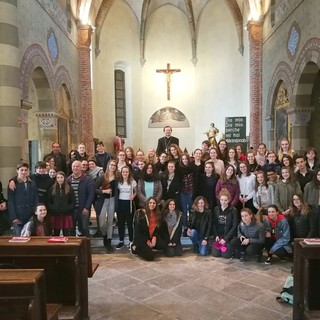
[{"left": 1, "top": 126, "right": 320, "bottom": 263}]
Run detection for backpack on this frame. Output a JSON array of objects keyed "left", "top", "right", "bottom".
[{"left": 276, "top": 275, "right": 293, "bottom": 305}]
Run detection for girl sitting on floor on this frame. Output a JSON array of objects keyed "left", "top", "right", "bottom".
[
  {"left": 161, "top": 199, "right": 183, "bottom": 257},
  {"left": 130, "top": 197, "right": 167, "bottom": 261}
]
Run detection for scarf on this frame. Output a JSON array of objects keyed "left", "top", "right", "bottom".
[
  {"left": 144, "top": 174, "right": 154, "bottom": 182},
  {"left": 165, "top": 211, "right": 177, "bottom": 228},
  {"left": 88, "top": 166, "right": 102, "bottom": 179},
  {"left": 268, "top": 214, "right": 285, "bottom": 240}
]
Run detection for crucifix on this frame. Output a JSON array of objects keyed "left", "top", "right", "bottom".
[{"left": 156, "top": 63, "right": 181, "bottom": 100}]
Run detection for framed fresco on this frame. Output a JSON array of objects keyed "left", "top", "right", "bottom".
[
  {"left": 148, "top": 107, "right": 189, "bottom": 128},
  {"left": 275, "top": 107, "right": 291, "bottom": 150},
  {"left": 274, "top": 85, "right": 290, "bottom": 150}
]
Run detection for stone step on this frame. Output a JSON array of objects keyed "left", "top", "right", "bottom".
[{"left": 89, "top": 229, "right": 192, "bottom": 246}]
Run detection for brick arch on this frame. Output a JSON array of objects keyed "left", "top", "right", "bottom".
[
  {"left": 267, "top": 61, "right": 293, "bottom": 117},
  {"left": 293, "top": 38, "right": 320, "bottom": 107},
  {"left": 20, "top": 44, "right": 55, "bottom": 110}
]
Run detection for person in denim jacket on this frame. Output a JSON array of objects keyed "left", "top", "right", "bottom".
[{"left": 263, "top": 205, "right": 291, "bottom": 265}]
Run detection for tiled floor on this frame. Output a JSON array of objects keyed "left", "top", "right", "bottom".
[{"left": 88, "top": 243, "right": 293, "bottom": 320}]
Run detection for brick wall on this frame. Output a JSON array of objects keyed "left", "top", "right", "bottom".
[{"left": 248, "top": 22, "right": 262, "bottom": 150}]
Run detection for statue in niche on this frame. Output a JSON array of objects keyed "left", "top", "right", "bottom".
[
  {"left": 57, "top": 86, "right": 70, "bottom": 118},
  {"left": 275, "top": 86, "right": 289, "bottom": 108}
]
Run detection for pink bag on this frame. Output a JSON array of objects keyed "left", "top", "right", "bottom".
[{"left": 213, "top": 240, "right": 227, "bottom": 253}]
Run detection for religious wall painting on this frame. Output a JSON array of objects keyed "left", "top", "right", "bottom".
[
  {"left": 148, "top": 107, "right": 189, "bottom": 128},
  {"left": 274, "top": 85, "right": 290, "bottom": 150}
]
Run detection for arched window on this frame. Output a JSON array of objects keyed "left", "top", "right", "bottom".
[
  {"left": 114, "top": 69, "right": 126, "bottom": 137},
  {"left": 270, "top": 0, "right": 276, "bottom": 27}
]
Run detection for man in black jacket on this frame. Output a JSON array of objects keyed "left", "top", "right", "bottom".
[
  {"left": 43, "top": 142, "right": 67, "bottom": 174},
  {"left": 31, "top": 161, "right": 54, "bottom": 205},
  {"left": 295, "top": 155, "right": 314, "bottom": 192},
  {"left": 94, "top": 141, "right": 112, "bottom": 172}
]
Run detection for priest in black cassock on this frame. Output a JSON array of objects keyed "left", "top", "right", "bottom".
[{"left": 156, "top": 126, "right": 179, "bottom": 156}]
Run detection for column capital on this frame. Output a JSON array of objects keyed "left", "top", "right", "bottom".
[
  {"left": 247, "top": 20, "right": 262, "bottom": 43},
  {"left": 246, "top": 20, "right": 263, "bottom": 28},
  {"left": 264, "top": 114, "right": 273, "bottom": 122},
  {"left": 35, "top": 112, "right": 60, "bottom": 129},
  {"left": 77, "top": 24, "right": 93, "bottom": 48},
  {"left": 287, "top": 107, "right": 314, "bottom": 125}
]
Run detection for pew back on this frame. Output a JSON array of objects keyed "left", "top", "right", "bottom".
[{"left": 0, "top": 237, "right": 94, "bottom": 320}]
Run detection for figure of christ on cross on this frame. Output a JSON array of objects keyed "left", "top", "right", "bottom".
[{"left": 156, "top": 63, "right": 181, "bottom": 100}]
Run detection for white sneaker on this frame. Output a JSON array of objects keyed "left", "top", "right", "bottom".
[{"left": 129, "top": 242, "right": 137, "bottom": 255}]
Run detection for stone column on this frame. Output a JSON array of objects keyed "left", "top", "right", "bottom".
[
  {"left": 287, "top": 107, "right": 314, "bottom": 155},
  {"left": 0, "top": 0, "right": 21, "bottom": 187},
  {"left": 247, "top": 21, "right": 262, "bottom": 150},
  {"left": 35, "top": 112, "right": 59, "bottom": 157},
  {"left": 21, "top": 100, "right": 32, "bottom": 163},
  {"left": 78, "top": 24, "right": 93, "bottom": 155},
  {"left": 264, "top": 115, "right": 275, "bottom": 151}
]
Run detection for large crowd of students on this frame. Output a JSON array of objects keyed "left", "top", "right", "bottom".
[{"left": 1, "top": 126, "right": 320, "bottom": 263}]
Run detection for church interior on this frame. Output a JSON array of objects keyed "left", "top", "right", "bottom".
[{"left": 1, "top": 0, "right": 320, "bottom": 319}]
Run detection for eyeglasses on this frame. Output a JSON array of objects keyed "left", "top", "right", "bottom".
[{"left": 293, "top": 198, "right": 301, "bottom": 201}]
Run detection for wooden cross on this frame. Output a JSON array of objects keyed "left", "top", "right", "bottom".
[{"left": 156, "top": 63, "right": 181, "bottom": 100}]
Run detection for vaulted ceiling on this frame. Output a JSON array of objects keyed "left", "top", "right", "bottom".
[{"left": 74, "top": 0, "right": 265, "bottom": 63}]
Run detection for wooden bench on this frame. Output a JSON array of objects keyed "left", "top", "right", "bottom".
[
  {"left": 0, "top": 269, "right": 61, "bottom": 320},
  {"left": 0, "top": 237, "right": 99, "bottom": 320},
  {"left": 46, "top": 303, "right": 61, "bottom": 320},
  {"left": 85, "top": 237, "right": 99, "bottom": 277},
  {"left": 303, "top": 310, "right": 320, "bottom": 320},
  {"left": 293, "top": 239, "right": 320, "bottom": 320}
]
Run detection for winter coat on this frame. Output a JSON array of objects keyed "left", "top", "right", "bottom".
[
  {"left": 67, "top": 173, "right": 94, "bottom": 213},
  {"left": 137, "top": 179, "right": 162, "bottom": 208},
  {"left": 215, "top": 179, "right": 240, "bottom": 207},
  {"left": 274, "top": 180, "right": 301, "bottom": 212},
  {"left": 47, "top": 186, "right": 76, "bottom": 216},
  {"left": 237, "top": 221, "right": 265, "bottom": 244},
  {"left": 212, "top": 205, "right": 239, "bottom": 242},
  {"left": 188, "top": 209, "right": 212, "bottom": 240},
  {"left": 8, "top": 178, "right": 39, "bottom": 224}
]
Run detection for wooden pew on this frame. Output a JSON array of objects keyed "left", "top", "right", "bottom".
[
  {"left": 293, "top": 239, "right": 320, "bottom": 320},
  {"left": 0, "top": 237, "right": 99, "bottom": 320},
  {"left": 0, "top": 269, "right": 47, "bottom": 320},
  {"left": 85, "top": 237, "right": 99, "bottom": 277}
]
